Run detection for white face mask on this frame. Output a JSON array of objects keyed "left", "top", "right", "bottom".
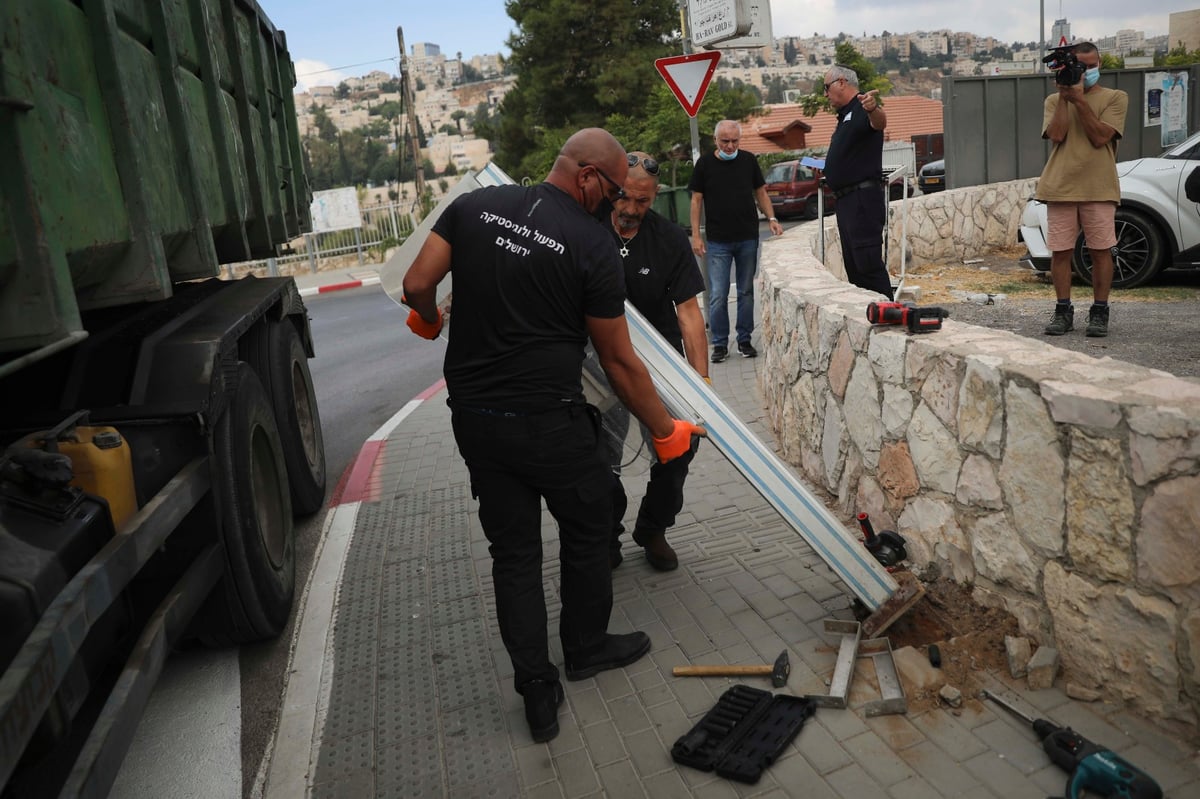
[
  {"left": 716, "top": 149, "right": 739, "bottom": 161},
  {"left": 1083, "top": 66, "right": 1100, "bottom": 88}
]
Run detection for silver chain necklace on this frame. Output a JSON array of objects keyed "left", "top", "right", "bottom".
[{"left": 616, "top": 228, "right": 638, "bottom": 257}]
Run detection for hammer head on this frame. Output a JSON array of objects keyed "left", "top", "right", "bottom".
[{"left": 771, "top": 650, "right": 790, "bottom": 687}]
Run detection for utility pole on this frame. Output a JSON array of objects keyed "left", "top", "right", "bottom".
[{"left": 396, "top": 26, "right": 426, "bottom": 217}]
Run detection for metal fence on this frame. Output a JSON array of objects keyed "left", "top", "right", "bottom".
[
  {"left": 222, "top": 201, "right": 418, "bottom": 278},
  {"left": 942, "top": 65, "right": 1200, "bottom": 190}
]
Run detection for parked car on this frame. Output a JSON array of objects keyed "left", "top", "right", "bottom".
[
  {"left": 763, "top": 160, "right": 835, "bottom": 220},
  {"left": 1019, "top": 131, "right": 1200, "bottom": 288},
  {"left": 918, "top": 159, "right": 946, "bottom": 193}
]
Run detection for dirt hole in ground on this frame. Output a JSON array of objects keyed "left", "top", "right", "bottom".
[{"left": 858, "top": 574, "right": 1020, "bottom": 714}]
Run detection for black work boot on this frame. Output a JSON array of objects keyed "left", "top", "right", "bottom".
[
  {"left": 522, "top": 679, "right": 564, "bottom": 742},
  {"left": 1085, "top": 305, "right": 1110, "bottom": 338},
  {"left": 564, "top": 632, "right": 652, "bottom": 681},
  {"left": 1044, "top": 304, "right": 1074, "bottom": 336},
  {"left": 632, "top": 528, "right": 678, "bottom": 571}
]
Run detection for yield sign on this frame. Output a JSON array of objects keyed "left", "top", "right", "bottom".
[{"left": 655, "top": 52, "right": 722, "bottom": 117}]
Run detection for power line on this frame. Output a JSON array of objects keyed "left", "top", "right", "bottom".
[{"left": 297, "top": 57, "right": 398, "bottom": 78}]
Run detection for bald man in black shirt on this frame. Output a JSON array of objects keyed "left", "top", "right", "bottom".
[{"left": 403, "top": 129, "right": 705, "bottom": 744}]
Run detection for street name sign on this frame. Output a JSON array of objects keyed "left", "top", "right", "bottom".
[
  {"left": 688, "top": 0, "right": 751, "bottom": 48},
  {"left": 654, "top": 52, "right": 722, "bottom": 117}
]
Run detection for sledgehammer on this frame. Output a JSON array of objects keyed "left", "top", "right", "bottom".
[{"left": 672, "top": 650, "right": 790, "bottom": 687}]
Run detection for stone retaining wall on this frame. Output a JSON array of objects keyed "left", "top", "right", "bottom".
[{"left": 756, "top": 181, "right": 1200, "bottom": 732}]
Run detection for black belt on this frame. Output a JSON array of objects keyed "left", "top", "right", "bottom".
[{"left": 832, "top": 179, "right": 882, "bottom": 199}]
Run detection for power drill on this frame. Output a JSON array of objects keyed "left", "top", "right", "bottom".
[
  {"left": 982, "top": 689, "right": 1163, "bottom": 799},
  {"left": 866, "top": 301, "right": 949, "bottom": 333}
]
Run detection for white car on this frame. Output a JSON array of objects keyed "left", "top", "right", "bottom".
[{"left": 1019, "top": 131, "right": 1200, "bottom": 288}]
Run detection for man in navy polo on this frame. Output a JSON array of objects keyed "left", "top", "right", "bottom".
[{"left": 823, "top": 65, "right": 894, "bottom": 299}]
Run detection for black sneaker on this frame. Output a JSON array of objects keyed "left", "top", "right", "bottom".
[
  {"left": 522, "top": 679, "right": 564, "bottom": 742},
  {"left": 1044, "top": 306, "right": 1074, "bottom": 336},
  {"left": 710, "top": 346, "right": 728, "bottom": 363},
  {"left": 564, "top": 632, "right": 652, "bottom": 681},
  {"left": 737, "top": 341, "right": 758, "bottom": 358},
  {"left": 1085, "top": 305, "right": 1109, "bottom": 338}
]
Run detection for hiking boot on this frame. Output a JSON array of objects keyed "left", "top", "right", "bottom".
[
  {"left": 1085, "top": 305, "right": 1109, "bottom": 338},
  {"left": 737, "top": 341, "right": 758, "bottom": 358},
  {"left": 632, "top": 528, "right": 679, "bottom": 571},
  {"left": 522, "top": 679, "right": 564, "bottom": 742},
  {"left": 1043, "top": 306, "right": 1074, "bottom": 336},
  {"left": 710, "top": 346, "right": 728, "bottom": 363},
  {"left": 564, "top": 632, "right": 652, "bottom": 681}
]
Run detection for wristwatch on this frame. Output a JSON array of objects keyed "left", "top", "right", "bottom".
[{"left": 768, "top": 217, "right": 778, "bottom": 222}]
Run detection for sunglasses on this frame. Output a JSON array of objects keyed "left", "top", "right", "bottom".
[
  {"left": 823, "top": 77, "right": 845, "bottom": 93},
  {"left": 577, "top": 162, "right": 626, "bottom": 201},
  {"left": 627, "top": 154, "right": 659, "bottom": 175}
]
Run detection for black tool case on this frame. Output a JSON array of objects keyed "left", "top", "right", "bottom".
[{"left": 671, "top": 684, "right": 817, "bottom": 783}]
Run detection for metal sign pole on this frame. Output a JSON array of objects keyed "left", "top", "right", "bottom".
[{"left": 678, "top": 1, "right": 701, "bottom": 163}]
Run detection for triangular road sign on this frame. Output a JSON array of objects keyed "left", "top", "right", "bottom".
[
  {"left": 1058, "top": 34, "right": 1069, "bottom": 46},
  {"left": 655, "top": 52, "right": 722, "bottom": 117}
]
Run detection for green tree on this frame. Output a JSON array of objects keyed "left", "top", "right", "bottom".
[
  {"left": 783, "top": 38, "right": 798, "bottom": 65},
  {"left": 1157, "top": 44, "right": 1200, "bottom": 66},
  {"left": 459, "top": 63, "right": 484, "bottom": 83},
  {"left": 335, "top": 81, "right": 350, "bottom": 99},
  {"left": 1100, "top": 53, "right": 1124, "bottom": 70},
  {"left": 764, "top": 75, "right": 789, "bottom": 104},
  {"left": 799, "top": 42, "right": 891, "bottom": 117},
  {"left": 311, "top": 106, "right": 339, "bottom": 143},
  {"left": 451, "top": 109, "right": 469, "bottom": 134},
  {"left": 495, "top": 0, "right": 680, "bottom": 176}
]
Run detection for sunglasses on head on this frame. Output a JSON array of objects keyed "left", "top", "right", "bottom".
[{"left": 627, "top": 153, "right": 659, "bottom": 175}]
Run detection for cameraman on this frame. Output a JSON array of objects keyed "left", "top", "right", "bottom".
[{"left": 1037, "top": 42, "right": 1128, "bottom": 338}]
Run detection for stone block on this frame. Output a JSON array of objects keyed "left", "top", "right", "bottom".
[
  {"left": 938, "top": 684, "right": 963, "bottom": 708},
  {"left": 1066, "top": 683, "right": 1101, "bottom": 702},
  {"left": 1004, "top": 635, "right": 1032, "bottom": 679},
  {"left": 1026, "top": 646, "right": 1059, "bottom": 690}
]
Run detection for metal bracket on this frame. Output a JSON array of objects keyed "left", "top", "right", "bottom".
[
  {"left": 809, "top": 620, "right": 861, "bottom": 709},
  {"left": 807, "top": 619, "right": 907, "bottom": 715}
]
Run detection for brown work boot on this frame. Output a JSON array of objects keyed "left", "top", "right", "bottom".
[{"left": 632, "top": 528, "right": 678, "bottom": 571}]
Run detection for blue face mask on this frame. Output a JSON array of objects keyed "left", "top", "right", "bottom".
[
  {"left": 716, "top": 149, "right": 738, "bottom": 161},
  {"left": 1083, "top": 67, "right": 1100, "bottom": 88}
]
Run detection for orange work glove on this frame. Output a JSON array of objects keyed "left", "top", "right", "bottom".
[
  {"left": 652, "top": 419, "right": 707, "bottom": 463},
  {"left": 405, "top": 307, "right": 443, "bottom": 340}
]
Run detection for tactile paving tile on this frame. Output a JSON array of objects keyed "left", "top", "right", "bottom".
[
  {"left": 385, "top": 493, "right": 432, "bottom": 552},
  {"left": 311, "top": 727, "right": 373, "bottom": 785},
  {"left": 447, "top": 772, "right": 523, "bottom": 799},
  {"left": 428, "top": 558, "right": 478, "bottom": 603},
  {"left": 429, "top": 535, "right": 472, "bottom": 563},
  {"left": 435, "top": 659, "right": 500, "bottom": 712},
  {"left": 380, "top": 557, "right": 429, "bottom": 602},
  {"left": 376, "top": 734, "right": 445, "bottom": 798},
  {"left": 323, "top": 667, "right": 375, "bottom": 739},
  {"left": 429, "top": 594, "right": 484, "bottom": 626},
  {"left": 444, "top": 735, "right": 516, "bottom": 792},
  {"left": 376, "top": 622, "right": 431, "bottom": 663},
  {"left": 375, "top": 686, "right": 439, "bottom": 741},
  {"left": 432, "top": 617, "right": 488, "bottom": 659}
]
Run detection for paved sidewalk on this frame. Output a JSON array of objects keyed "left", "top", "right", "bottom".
[{"left": 264, "top": 316, "right": 1200, "bottom": 798}]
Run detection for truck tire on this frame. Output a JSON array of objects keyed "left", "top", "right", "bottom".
[
  {"left": 202, "top": 363, "right": 295, "bottom": 645},
  {"left": 265, "top": 320, "right": 327, "bottom": 515}
]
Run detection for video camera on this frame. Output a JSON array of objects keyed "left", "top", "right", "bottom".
[{"left": 1042, "top": 44, "right": 1086, "bottom": 87}]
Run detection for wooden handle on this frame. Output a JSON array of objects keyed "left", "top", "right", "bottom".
[{"left": 672, "top": 665, "right": 772, "bottom": 677}]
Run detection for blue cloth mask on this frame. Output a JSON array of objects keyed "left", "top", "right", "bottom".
[
  {"left": 1083, "top": 67, "right": 1100, "bottom": 88},
  {"left": 716, "top": 149, "right": 738, "bottom": 161}
]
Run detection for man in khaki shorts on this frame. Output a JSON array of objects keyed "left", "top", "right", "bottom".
[{"left": 1036, "top": 41, "right": 1128, "bottom": 338}]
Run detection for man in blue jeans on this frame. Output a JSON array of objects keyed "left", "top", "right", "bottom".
[{"left": 688, "top": 120, "right": 783, "bottom": 362}]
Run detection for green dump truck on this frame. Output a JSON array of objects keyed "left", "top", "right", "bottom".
[{"left": 0, "top": 1, "right": 324, "bottom": 795}]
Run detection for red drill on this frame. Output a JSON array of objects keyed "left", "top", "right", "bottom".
[{"left": 866, "top": 301, "right": 950, "bottom": 333}]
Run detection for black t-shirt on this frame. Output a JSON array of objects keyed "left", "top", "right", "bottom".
[
  {"left": 824, "top": 95, "right": 883, "bottom": 190},
  {"left": 687, "top": 150, "right": 765, "bottom": 242},
  {"left": 609, "top": 210, "right": 705, "bottom": 352},
  {"left": 432, "top": 182, "right": 626, "bottom": 411}
]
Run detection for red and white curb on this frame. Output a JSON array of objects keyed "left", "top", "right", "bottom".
[
  {"left": 297, "top": 275, "right": 381, "bottom": 298},
  {"left": 257, "top": 379, "right": 446, "bottom": 799}
]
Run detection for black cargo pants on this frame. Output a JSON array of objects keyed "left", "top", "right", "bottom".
[
  {"left": 450, "top": 402, "right": 613, "bottom": 692},
  {"left": 835, "top": 185, "right": 894, "bottom": 299}
]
